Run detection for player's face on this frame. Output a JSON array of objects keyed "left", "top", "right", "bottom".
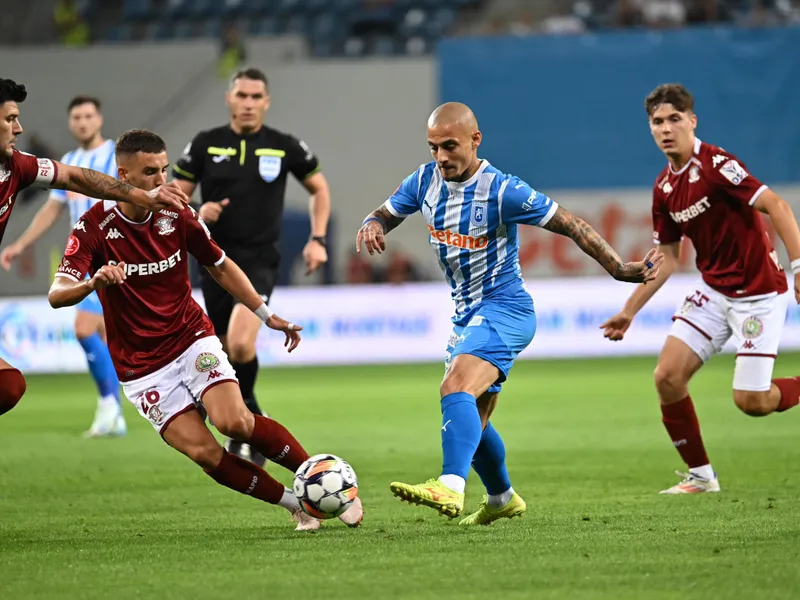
[
  {"left": 118, "top": 152, "right": 169, "bottom": 192},
  {"left": 68, "top": 103, "right": 103, "bottom": 145},
  {"left": 226, "top": 78, "right": 270, "bottom": 132},
  {"left": 0, "top": 101, "right": 23, "bottom": 159},
  {"left": 427, "top": 123, "right": 481, "bottom": 182},
  {"left": 649, "top": 103, "right": 697, "bottom": 157}
]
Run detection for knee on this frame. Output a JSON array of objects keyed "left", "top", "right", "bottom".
[
  {"left": 440, "top": 371, "right": 469, "bottom": 398},
  {"left": 0, "top": 369, "right": 26, "bottom": 416},
  {"left": 733, "top": 390, "right": 774, "bottom": 417},
  {"left": 654, "top": 365, "right": 688, "bottom": 400},
  {"left": 184, "top": 441, "right": 224, "bottom": 471},
  {"left": 214, "top": 409, "right": 253, "bottom": 440},
  {"left": 74, "top": 319, "right": 96, "bottom": 340},
  {"left": 226, "top": 338, "right": 255, "bottom": 363}
]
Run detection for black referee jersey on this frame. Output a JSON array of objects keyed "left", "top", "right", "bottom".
[{"left": 172, "top": 124, "right": 319, "bottom": 266}]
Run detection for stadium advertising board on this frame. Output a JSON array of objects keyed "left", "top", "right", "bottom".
[{"left": 2, "top": 274, "right": 799, "bottom": 373}]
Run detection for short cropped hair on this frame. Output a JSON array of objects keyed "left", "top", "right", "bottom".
[
  {"left": 229, "top": 67, "right": 268, "bottom": 91},
  {"left": 68, "top": 95, "right": 102, "bottom": 113},
  {"left": 645, "top": 84, "right": 695, "bottom": 116},
  {"left": 116, "top": 129, "right": 167, "bottom": 157},
  {"left": 0, "top": 79, "right": 28, "bottom": 106}
]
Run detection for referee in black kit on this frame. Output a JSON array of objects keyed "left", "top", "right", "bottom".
[{"left": 172, "top": 67, "right": 331, "bottom": 466}]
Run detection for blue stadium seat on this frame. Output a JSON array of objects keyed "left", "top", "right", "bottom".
[
  {"left": 248, "top": 16, "right": 281, "bottom": 36},
  {"left": 240, "top": 0, "right": 274, "bottom": 16},
  {"left": 423, "top": 7, "right": 456, "bottom": 37},
  {"left": 122, "top": 0, "right": 155, "bottom": 21},
  {"left": 372, "top": 36, "right": 397, "bottom": 56},
  {"left": 200, "top": 19, "right": 222, "bottom": 38},
  {"left": 163, "top": 0, "right": 189, "bottom": 19},
  {"left": 274, "top": 0, "right": 305, "bottom": 14},
  {"left": 146, "top": 20, "right": 175, "bottom": 41},
  {"left": 309, "top": 13, "right": 337, "bottom": 38},
  {"left": 105, "top": 23, "right": 133, "bottom": 42},
  {"left": 221, "top": 0, "right": 245, "bottom": 17},
  {"left": 343, "top": 36, "right": 367, "bottom": 57},
  {"left": 173, "top": 20, "right": 195, "bottom": 39},
  {"left": 184, "top": 0, "right": 217, "bottom": 19},
  {"left": 285, "top": 14, "right": 310, "bottom": 35}
]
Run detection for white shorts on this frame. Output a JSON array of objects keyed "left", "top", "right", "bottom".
[
  {"left": 670, "top": 281, "right": 790, "bottom": 392},
  {"left": 122, "top": 337, "right": 238, "bottom": 434}
]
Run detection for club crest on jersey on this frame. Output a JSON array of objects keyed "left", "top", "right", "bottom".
[
  {"left": 689, "top": 166, "right": 700, "bottom": 183},
  {"left": 742, "top": 316, "right": 763, "bottom": 340},
  {"left": 156, "top": 216, "right": 175, "bottom": 236},
  {"left": 259, "top": 156, "right": 281, "bottom": 182},
  {"left": 662, "top": 182, "right": 673, "bottom": 194},
  {"left": 195, "top": 352, "right": 220, "bottom": 372},
  {"left": 471, "top": 202, "right": 487, "bottom": 227}
]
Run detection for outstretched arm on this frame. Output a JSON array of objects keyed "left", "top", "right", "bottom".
[
  {"left": 542, "top": 205, "right": 662, "bottom": 283},
  {"left": 754, "top": 189, "right": 800, "bottom": 303},
  {"left": 52, "top": 164, "right": 188, "bottom": 211},
  {"left": 356, "top": 205, "right": 406, "bottom": 255}
]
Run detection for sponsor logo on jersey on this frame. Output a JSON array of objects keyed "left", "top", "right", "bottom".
[
  {"left": 106, "top": 228, "right": 125, "bottom": 240},
  {"left": 670, "top": 196, "right": 711, "bottom": 223},
  {"left": 99, "top": 211, "right": 116, "bottom": 230},
  {"left": 156, "top": 216, "right": 175, "bottom": 236},
  {"left": 742, "top": 316, "right": 763, "bottom": 339},
  {"left": 195, "top": 352, "right": 220, "bottom": 373},
  {"left": 207, "top": 369, "right": 224, "bottom": 381},
  {"left": 712, "top": 154, "right": 728, "bottom": 167},
  {"left": 57, "top": 265, "right": 83, "bottom": 280},
  {"left": 73, "top": 220, "right": 86, "bottom": 232},
  {"left": 427, "top": 224, "right": 489, "bottom": 250},
  {"left": 108, "top": 249, "right": 183, "bottom": 276},
  {"left": 719, "top": 159, "right": 748, "bottom": 186}
]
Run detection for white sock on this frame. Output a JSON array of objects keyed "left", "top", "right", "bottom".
[
  {"left": 689, "top": 464, "right": 715, "bottom": 481},
  {"left": 487, "top": 487, "right": 515, "bottom": 508},
  {"left": 278, "top": 487, "right": 299, "bottom": 513},
  {"left": 98, "top": 395, "right": 118, "bottom": 409},
  {"left": 438, "top": 474, "right": 465, "bottom": 494}
]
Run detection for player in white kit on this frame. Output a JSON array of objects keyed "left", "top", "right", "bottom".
[{"left": 1, "top": 96, "right": 125, "bottom": 437}]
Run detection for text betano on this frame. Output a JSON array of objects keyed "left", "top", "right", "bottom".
[{"left": 427, "top": 225, "right": 489, "bottom": 250}]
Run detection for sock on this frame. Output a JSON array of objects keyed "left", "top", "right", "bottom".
[
  {"left": 661, "top": 396, "right": 711, "bottom": 469},
  {"left": 205, "top": 450, "right": 284, "bottom": 504},
  {"left": 471, "top": 422, "right": 512, "bottom": 496},
  {"left": 440, "top": 392, "right": 482, "bottom": 489},
  {"left": 278, "top": 487, "right": 300, "bottom": 513},
  {"left": 488, "top": 487, "right": 515, "bottom": 508},
  {"left": 689, "top": 465, "right": 715, "bottom": 481},
  {"left": 0, "top": 368, "right": 26, "bottom": 416},
  {"left": 773, "top": 377, "right": 800, "bottom": 412},
  {"left": 247, "top": 414, "right": 310, "bottom": 472},
  {"left": 232, "top": 358, "right": 263, "bottom": 416},
  {"left": 78, "top": 334, "right": 120, "bottom": 405}
]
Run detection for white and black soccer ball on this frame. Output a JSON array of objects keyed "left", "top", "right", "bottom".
[{"left": 293, "top": 454, "right": 358, "bottom": 519}]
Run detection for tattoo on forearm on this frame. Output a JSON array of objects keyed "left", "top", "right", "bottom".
[
  {"left": 370, "top": 206, "right": 404, "bottom": 235},
  {"left": 543, "top": 206, "right": 624, "bottom": 275},
  {"left": 62, "top": 168, "right": 137, "bottom": 202}
]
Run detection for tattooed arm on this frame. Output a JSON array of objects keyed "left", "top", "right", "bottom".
[
  {"left": 356, "top": 205, "right": 406, "bottom": 255},
  {"left": 542, "top": 206, "right": 662, "bottom": 283},
  {"left": 51, "top": 164, "right": 188, "bottom": 211}
]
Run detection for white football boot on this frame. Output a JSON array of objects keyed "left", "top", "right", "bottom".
[
  {"left": 84, "top": 398, "right": 127, "bottom": 438},
  {"left": 292, "top": 509, "right": 321, "bottom": 532},
  {"left": 338, "top": 496, "right": 364, "bottom": 528},
  {"left": 660, "top": 471, "right": 721, "bottom": 494}
]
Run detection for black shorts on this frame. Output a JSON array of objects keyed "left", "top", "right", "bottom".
[{"left": 200, "top": 262, "right": 278, "bottom": 337}]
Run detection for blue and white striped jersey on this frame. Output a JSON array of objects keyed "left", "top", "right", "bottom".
[
  {"left": 49, "top": 139, "right": 116, "bottom": 224},
  {"left": 384, "top": 160, "right": 558, "bottom": 325}
]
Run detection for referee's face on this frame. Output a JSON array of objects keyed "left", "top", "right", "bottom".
[{"left": 227, "top": 78, "right": 270, "bottom": 133}]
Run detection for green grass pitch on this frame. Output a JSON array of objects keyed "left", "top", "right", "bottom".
[{"left": 2, "top": 354, "right": 800, "bottom": 599}]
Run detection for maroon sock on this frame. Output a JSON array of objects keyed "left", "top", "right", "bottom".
[
  {"left": 0, "top": 368, "right": 26, "bottom": 416},
  {"left": 248, "top": 415, "right": 310, "bottom": 472},
  {"left": 774, "top": 377, "right": 800, "bottom": 412},
  {"left": 205, "top": 450, "right": 284, "bottom": 504},
  {"left": 661, "top": 396, "right": 710, "bottom": 468}
]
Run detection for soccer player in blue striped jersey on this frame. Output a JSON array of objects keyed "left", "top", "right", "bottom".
[
  {"left": 1, "top": 96, "right": 125, "bottom": 437},
  {"left": 356, "top": 102, "right": 663, "bottom": 524}
]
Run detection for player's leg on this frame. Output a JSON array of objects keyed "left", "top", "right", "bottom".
[
  {"left": 0, "top": 356, "right": 26, "bottom": 416},
  {"left": 729, "top": 292, "right": 800, "bottom": 416},
  {"left": 657, "top": 287, "right": 730, "bottom": 494},
  {"left": 75, "top": 293, "right": 125, "bottom": 437}
]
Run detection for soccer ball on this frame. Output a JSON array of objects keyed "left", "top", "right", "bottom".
[{"left": 293, "top": 454, "right": 358, "bottom": 519}]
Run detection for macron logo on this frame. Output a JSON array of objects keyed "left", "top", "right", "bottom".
[{"left": 106, "top": 228, "right": 124, "bottom": 240}]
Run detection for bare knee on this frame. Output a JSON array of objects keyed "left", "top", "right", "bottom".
[
  {"left": 74, "top": 315, "right": 99, "bottom": 340},
  {"left": 214, "top": 409, "right": 253, "bottom": 440},
  {"left": 441, "top": 370, "right": 469, "bottom": 398},
  {"left": 733, "top": 390, "right": 775, "bottom": 417},
  {"left": 226, "top": 338, "right": 255, "bottom": 364},
  {"left": 182, "top": 440, "right": 224, "bottom": 470},
  {"left": 654, "top": 365, "right": 689, "bottom": 403}
]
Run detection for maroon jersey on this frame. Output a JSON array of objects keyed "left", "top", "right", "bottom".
[
  {"left": 55, "top": 202, "right": 225, "bottom": 381},
  {"left": 652, "top": 138, "right": 787, "bottom": 298},
  {"left": 0, "top": 150, "right": 57, "bottom": 244}
]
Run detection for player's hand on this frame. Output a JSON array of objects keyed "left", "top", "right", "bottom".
[
  {"left": 89, "top": 262, "right": 127, "bottom": 290},
  {"left": 0, "top": 243, "right": 23, "bottom": 271},
  {"left": 265, "top": 314, "right": 303, "bottom": 353},
  {"left": 198, "top": 198, "right": 229, "bottom": 225},
  {"left": 142, "top": 181, "right": 190, "bottom": 211},
  {"left": 303, "top": 239, "right": 328, "bottom": 275},
  {"left": 356, "top": 219, "right": 386, "bottom": 256},
  {"left": 613, "top": 248, "right": 664, "bottom": 283},
  {"left": 600, "top": 310, "right": 634, "bottom": 342}
]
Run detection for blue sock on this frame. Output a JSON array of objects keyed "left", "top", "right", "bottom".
[
  {"left": 440, "top": 392, "right": 483, "bottom": 479},
  {"left": 78, "top": 334, "right": 120, "bottom": 404},
  {"left": 471, "top": 422, "right": 512, "bottom": 495}
]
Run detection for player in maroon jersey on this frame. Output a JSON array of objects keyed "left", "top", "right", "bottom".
[
  {"left": 0, "top": 78, "right": 188, "bottom": 417},
  {"left": 47, "top": 130, "right": 362, "bottom": 530},
  {"left": 601, "top": 84, "right": 800, "bottom": 494}
]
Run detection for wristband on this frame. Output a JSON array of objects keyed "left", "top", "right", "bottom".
[
  {"left": 362, "top": 216, "right": 382, "bottom": 227},
  {"left": 254, "top": 303, "right": 273, "bottom": 323},
  {"left": 791, "top": 258, "right": 800, "bottom": 276}
]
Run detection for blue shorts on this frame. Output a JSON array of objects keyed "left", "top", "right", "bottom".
[
  {"left": 77, "top": 290, "right": 103, "bottom": 315},
  {"left": 444, "top": 289, "right": 536, "bottom": 394}
]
